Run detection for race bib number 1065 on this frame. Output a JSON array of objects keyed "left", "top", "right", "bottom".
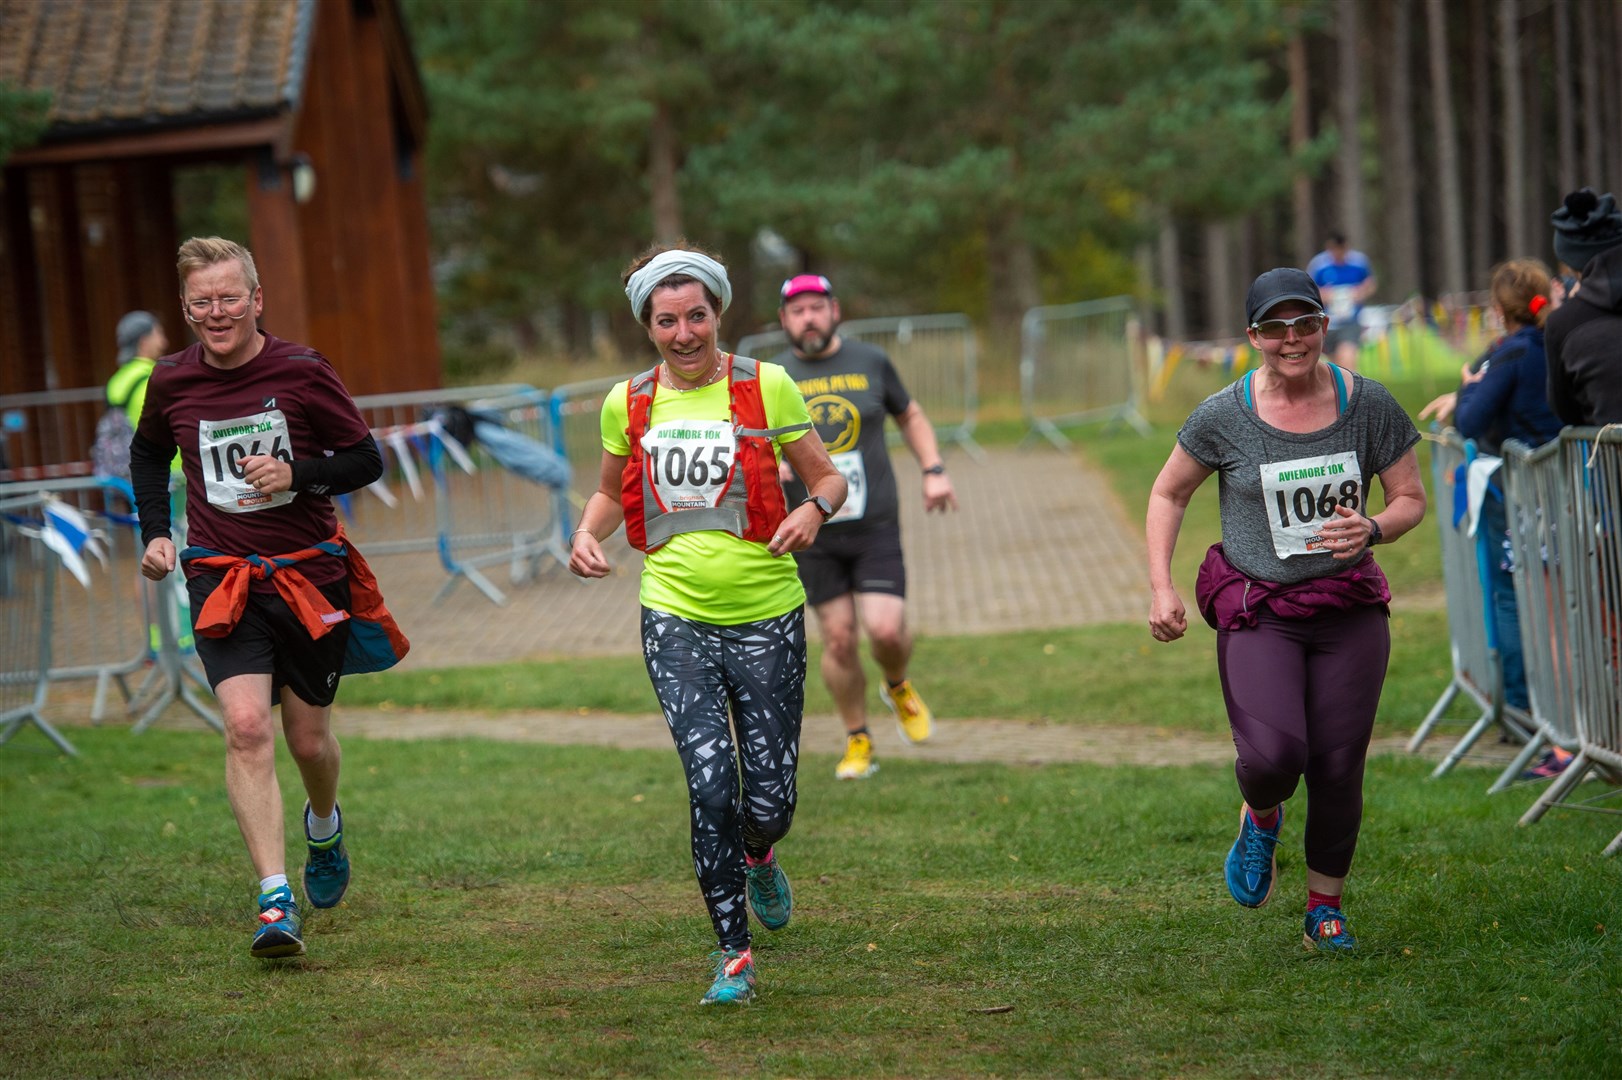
[
  {"left": 640, "top": 419, "right": 737, "bottom": 512},
  {"left": 1260, "top": 450, "right": 1363, "bottom": 558}
]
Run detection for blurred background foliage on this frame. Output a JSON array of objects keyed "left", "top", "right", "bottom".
[
  {"left": 386, "top": 0, "right": 1614, "bottom": 384},
  {"left": 0, "top": 82, "right": 51, "bottom": 165},
  {"left": 401, "top": 0, "right": 1320, "bottom": 376}
]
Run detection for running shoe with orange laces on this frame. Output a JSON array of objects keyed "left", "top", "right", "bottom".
[{"left": 700, "top": 947, "right": 757, "bottom": 1005}]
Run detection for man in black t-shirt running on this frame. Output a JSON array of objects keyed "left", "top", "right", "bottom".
[{"left": 773, "top": 275, "right": 958, "bottom": 779}]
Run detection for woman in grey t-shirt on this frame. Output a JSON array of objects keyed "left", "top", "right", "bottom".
[{"left": 1145, "top": 268, "right": 1426, "bottom": 953}]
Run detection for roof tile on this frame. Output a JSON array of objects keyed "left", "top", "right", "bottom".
[{"left": 0, "top": 0, "right": 304, "bottom": 129}]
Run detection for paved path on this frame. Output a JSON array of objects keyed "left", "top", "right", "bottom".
[{"left": 368, "top": 445, "right": 1150, "bottom": 667}]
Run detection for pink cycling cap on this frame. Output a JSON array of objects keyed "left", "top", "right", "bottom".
[{"left": 780, "top": 274, "right": 833, "bottom": 303}]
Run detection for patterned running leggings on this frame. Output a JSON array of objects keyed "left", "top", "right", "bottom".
[
  {"left": 642, "top": 606, "right": 806, "bottom": 950},
  {"left": 1216, "top": 604, "right": 1390, "bottom": 879}
]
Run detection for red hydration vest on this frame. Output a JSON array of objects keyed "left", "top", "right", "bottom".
[{"left": 622, "top": 354, "right": 808, "bottom": 552}]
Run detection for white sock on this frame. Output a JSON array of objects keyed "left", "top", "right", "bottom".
[
  {"left": 259, "top": 873, "right": 289, "bottom": 896},
  {"left": 306, "top": 805, "right": 340, "bottom": 842}
]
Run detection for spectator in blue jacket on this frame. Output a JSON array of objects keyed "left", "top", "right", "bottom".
[{"left": 1453, "top": 260, "right": 1569, "bottom": 777}]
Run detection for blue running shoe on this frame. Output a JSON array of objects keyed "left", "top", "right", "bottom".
[
  {"left": 745, "top": 851, "right": 793, "bottom": 931},
  {"left": 700, "top": 947, "right": 757, "bottom": 1005},
  {"left": 1303, "top": 904, "right": 1357, "bottom": 952},
  {"left": 251, "top": 885, "right": 304, "bottom": 959},
  {"left": 1224, "top": 804, "right": 1283, "bottom": 908},
  {"left": 303, "top": 802, "right": 350, "bottom": 909}
]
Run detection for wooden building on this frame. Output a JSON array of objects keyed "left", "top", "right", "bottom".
[{"left": 0, "top": 0, "right": 440, "bottom": 407}]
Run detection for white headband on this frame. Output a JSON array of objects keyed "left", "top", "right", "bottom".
[{"left": 625, "top": 249, "right": 732, "bottom": 321}]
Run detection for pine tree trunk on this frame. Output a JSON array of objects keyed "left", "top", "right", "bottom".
[
  {"left": 1553, "top": 0, "right": 1576, "bottom": 193},
  {"left": 1335, "top": 0, "right": 1368, "bottom": 246},
  {"left": 1382, "top": 0, "right": 1421, "bottom": 299},
  {"left": 1611, "top": 5, "right": 1622, "bottom": 191},
  {"left": 1426, "top": 0, "right": 1468, "bottom": 296},
  {"left": 1468, "top": 0, "right": 1493, "bottom": 280},
  {"left": 987, "top": 204, "right": 1040, "bottom": 337},
  {"left": 1524, "top": 14, "right": 1546, "bottom": 253},
  {"left": 1158, "top": 219, "right": 1187, "bottom": 341},
  {"left": 1576, "top": 0, "right": 1602, "bottom": 187},
  {"left": 648, "top": 100, "right": 682, "bottom": 243},
  {"left": 1499, "top": 0, "right": 1527, "bottom": 255},
  {"left": 1289, "top": 27, "right": 1316, "bottom": 267},
  {"left": 1203, "top": 221, "right": 1233, "bottom": 339}
]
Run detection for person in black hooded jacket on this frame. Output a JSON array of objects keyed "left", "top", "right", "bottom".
[{"left": 1546, "top": 188, "right": 1622, "bottom": 425}]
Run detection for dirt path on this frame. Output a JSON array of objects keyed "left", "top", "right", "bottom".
[{"left": 326, "top": 706, "right": 1439, "bottom": 768}]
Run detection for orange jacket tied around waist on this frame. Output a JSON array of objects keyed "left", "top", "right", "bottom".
[{"left": 181, "top": 526, "right": 410, "bottom": 675}]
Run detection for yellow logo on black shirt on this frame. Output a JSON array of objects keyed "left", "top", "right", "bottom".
[{"left": 805, "top": 394, "right": 860, "bottom": 454}]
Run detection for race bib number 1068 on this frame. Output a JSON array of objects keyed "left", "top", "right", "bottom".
[{"left": 1259, "top": 450, "right": 1363, "bottom": 558}]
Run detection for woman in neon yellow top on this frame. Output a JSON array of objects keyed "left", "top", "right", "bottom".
[{"left": 569, "top": 243, "right": 844, "bottom": 1007}]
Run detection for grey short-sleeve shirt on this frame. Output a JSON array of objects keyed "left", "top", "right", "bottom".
[{"left": 1177, "top": 370, "right": 1420, "bottom": 585}]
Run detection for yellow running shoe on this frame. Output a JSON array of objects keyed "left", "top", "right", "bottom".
[
  {"left": 882, "top": 679, "right": 934, "bottom": 744},
  {"left": 835, "top": 732, "right": 878, "bottom": 780}
]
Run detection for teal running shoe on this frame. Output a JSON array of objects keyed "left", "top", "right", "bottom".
[
  {"left": 745, "top": 851, "right": 793, "bottom": 931},
  {"left": 1224, "top": 804, "right": 1283, "bottom": 908},
  {"left": 700, "top": 947, "right": 757, "bottom": 1005},
  {"left": 1303, "top": 904, "right": 1358, "bottom": 952},
  {"left": 251, "top": 885, "right": 304, "bottom": 959},
  {"left": 303, "top": 802, "right": 350, "bottom": 909}
]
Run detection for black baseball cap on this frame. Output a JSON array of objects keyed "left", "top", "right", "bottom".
[{"left": 1245, "top": 268, "right": 1324, "bottom": 325}]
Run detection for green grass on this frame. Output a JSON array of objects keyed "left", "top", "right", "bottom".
[
  {"left": 338, "top": 607, "right": 1455, "bottom": 741},
  {"left": 2, "top": 729, "right": 1616, "bottom": 1078}
]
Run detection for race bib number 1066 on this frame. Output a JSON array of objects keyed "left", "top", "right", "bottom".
[
  {"left": 1260, "top": 450, "right": 1363, "bottom": 558},
  {"left": 199, "top": 410, "right": 296, "bottom": 513}
]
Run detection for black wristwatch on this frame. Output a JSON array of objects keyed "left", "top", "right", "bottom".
[
  {"left": 1367, "top": 518, "right": 1383, "bottom": 546},
  {"left": 803, "top": 495, "right": 834, "bottom": 521},
  {"left": 922, "top": 463, "right": 946, "bottom": 476}
]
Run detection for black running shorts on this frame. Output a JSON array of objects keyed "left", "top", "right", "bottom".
[
  {"left": 793, "top": 523, "right": 907, "bottom": 606},
  {"left": 185, "top": 573, "right": 353, "bottom": 708}
]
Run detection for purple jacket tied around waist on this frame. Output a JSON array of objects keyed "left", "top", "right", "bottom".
[{"left": 1195, "top": 544, "right": 1391, "bottom": 631}]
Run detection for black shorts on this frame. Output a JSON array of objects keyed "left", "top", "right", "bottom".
[
  {"left": 1324, "top": 323, "right": 1362, "bottom": 352},
  {"left": 186, "top": 573, "right": 352, "bottom": 708},
  {"left": 793, "top": 523, "right": 907, "bottom": 606}
]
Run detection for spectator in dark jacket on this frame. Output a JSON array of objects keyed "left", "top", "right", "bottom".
[
  {"left": 1454, "top": 262, "right": 1566, "bottom": 774},
  {"left": 1546, "top": 188, "right": 1622, "bottom": 425},
  {"left": 1454, "top": 261, "right": 1564, "bottom": 455}
]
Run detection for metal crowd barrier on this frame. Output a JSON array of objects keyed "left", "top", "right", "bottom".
[
  {"left": 1408, "top": 430, "right": 1534, "bottom": 775},
  {"left": 548, "top": 374, "right": 632, "bottom": 528},
  {"left": 1518, "top": 427, "right": 1622, "bottom": 852},
  {"left": 732, "top": 330, "right": 788, "bottom": 363},
  {"left": 0, "top": 475, "right": 220, "bottom": 734},
  {"left": 0, "top": 495, "right": 75, "bottom": 755},
  {"left": 1020, "top": 296, "right": 1149, "bottom": 447},
  {"left": 350, "top": 384, "right": 570, "bottom": 605},
  {"left": 1493, "top": 437, "right": 1583, "bottom": 792},
  {"left": 0, "top": 386, "right": 104, "bottom": 482},
  {"left": 737, "top": 312, "right": 985, "bottom": 461}
]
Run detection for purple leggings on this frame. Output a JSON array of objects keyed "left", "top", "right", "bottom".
[{"left": 1215, "top": 604, "right": 1390, "bottom": 879}]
